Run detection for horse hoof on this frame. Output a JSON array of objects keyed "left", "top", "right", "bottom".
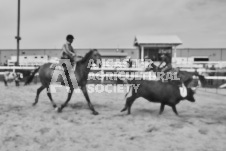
[
  {"left": 54, "top": 107, "right": 58, "bottom": 111},
  {"left": 121, "top": 107, "right": 127, "bottom": 112},
  {"left": 93, "top": 111, "right": 99, "bottom": 115},
  {"left": 32, "top": 103, "right": 36, "bottom": 106},
  {"left": 57, "top": 107, "right": 62, "bottom": 113}
]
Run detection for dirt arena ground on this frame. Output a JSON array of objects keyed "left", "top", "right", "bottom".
[{"left": 0, "top": 83, "right": 226, "bottom": 151}]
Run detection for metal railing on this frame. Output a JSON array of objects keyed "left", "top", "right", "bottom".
[{"left": 0, "top": 65, "right": 225, "bottom": 95}]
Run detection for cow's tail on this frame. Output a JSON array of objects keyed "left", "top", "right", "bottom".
[
  {"left": 24, "top": 66, "right": 40, "bottom": 85},
  {"left": 124, "top": 79, "right": 133, "bottom": 98},
  {"left": 194, "top": 72, "right": 206, "bottom": 87},
  {"left": 125, "top": 85, "right": 132, "bottom": 98}
]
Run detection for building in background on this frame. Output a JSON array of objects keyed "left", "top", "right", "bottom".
[
  {"left": 1, "top": 48, "right": 226, "bottom": 66},
  {"left": 0, "top": 35, "right": 226, "bottom": 66},
  {"left": 134, "top": 35, "right": 182, "bottom": 61},
  {"left": 175, "top": 48, "right": 226, "bottom": 62},
  {"left": 0, "top": 48, "right": 138, "bottom": 66}
]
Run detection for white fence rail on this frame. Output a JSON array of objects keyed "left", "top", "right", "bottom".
[{"left": 0, "top": 66, "right": 225, "bottom": 79}]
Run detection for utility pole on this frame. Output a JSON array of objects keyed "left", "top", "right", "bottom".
[{"left": 15, "top": 0, "right": 21, "bottom": 66}]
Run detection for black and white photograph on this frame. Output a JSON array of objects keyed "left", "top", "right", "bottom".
[{"left": 0, "top": 0, "right": 226, "bottom": 151}]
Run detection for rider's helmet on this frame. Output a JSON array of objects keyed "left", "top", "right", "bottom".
[
  {"left": 66, "top": 34, "right": 74, "bottom": 40},
  {"left": 161, "top": 54, "right": 171, "bottom": 64}
]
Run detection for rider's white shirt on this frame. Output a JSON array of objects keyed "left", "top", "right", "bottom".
[{"left": 62, "top": 41, "right": 75, "bottom": 56}]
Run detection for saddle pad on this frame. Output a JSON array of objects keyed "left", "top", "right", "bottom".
[
  {"left": 50, "top": 63, "right": 76, "bottom": 71},
  {"left": 50, "top": 64, "right": 64, "bottom": 71}
]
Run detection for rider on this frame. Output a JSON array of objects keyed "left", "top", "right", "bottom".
[
  {"left": 158, "top": 53, "right": 172, "bottom": 73},
  {"left": 60, "top": 34, "right": 76, "bottom": 71}
]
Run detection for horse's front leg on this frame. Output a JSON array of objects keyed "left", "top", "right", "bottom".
[
  {"left": 57, "top": 87, "right": 74, "bottom": 112},
  {"left": 81, "top": 85, "right": 98, "bottom": 115}
]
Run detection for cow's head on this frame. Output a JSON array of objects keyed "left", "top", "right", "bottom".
[
  {"left": 185, "top": 88, "right": 196, "bottom": 102},
  {"left": 179, "top": 83, "right": 196, "bottom": 102}
]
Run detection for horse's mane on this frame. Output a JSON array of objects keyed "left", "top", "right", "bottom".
[{"left": 78, "top": 49, "right": 95, "bottom": 64}]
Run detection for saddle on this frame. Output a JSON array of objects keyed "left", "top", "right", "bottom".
[
  {"left": 50, "top": 64, "right": 64, "bottom": 71},
  {"left": 50, "top": 63, "right": 76, "bottom": 72}
]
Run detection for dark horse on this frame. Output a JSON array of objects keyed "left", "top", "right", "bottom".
[{"left": 24, "top": 49, "right": 102, "bottom": 115}]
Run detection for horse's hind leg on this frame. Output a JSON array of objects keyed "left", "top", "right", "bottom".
[
  {"left": 57, "top": 88, "right": 74, "bottom": 112},
  {"left": 33, "top": 85, "right": 45, "bottom": 106},
  {"left": 46, "top": 86, "right": 57, "bottom": 109}
]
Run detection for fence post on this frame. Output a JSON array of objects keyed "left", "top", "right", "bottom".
[{"left": 216, "top": 69, "right": 219, "bottom": 94}]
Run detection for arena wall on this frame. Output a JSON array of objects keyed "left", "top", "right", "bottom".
[
  {"left": 0, "top": 48, "right": 226, "bottom": 65},
  {"left": 176, "top": 48, "right": 226, "bottom": 61}
]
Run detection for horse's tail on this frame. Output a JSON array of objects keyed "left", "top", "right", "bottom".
[
  {"left": 194, "top": 72, "right": 206, "bottom": 87},
  {"left": 24, "top": 66, "right": 40, "bottom": 85}
]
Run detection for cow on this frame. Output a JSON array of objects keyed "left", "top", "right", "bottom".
[
  {"left": 3, "top": 71, "right": 23, "bottom": 86},
  {"left": 121, "top": 80, "right": 196, "bottom": 116}
]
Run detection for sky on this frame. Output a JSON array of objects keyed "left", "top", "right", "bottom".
[{"left": 0, "top": 0, "right": 226, "bottom": 49}]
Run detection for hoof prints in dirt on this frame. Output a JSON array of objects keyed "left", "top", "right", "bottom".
[
  {"left": 198, "top": 128, "right": 209, "bottom": 135},
  {"left": 147, "top": 126, "right": 158, "bottom": 133}
]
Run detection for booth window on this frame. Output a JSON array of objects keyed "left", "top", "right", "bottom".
[
  {"left": 194, "top": 58, "right": 209, "bottom": 61},
  {"left": 144, "top": 48, "right": 172, "bottom": 62}
]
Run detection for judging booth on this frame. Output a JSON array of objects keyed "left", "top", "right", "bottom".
[{"left": 134, "top": 35, "right": 182, "bottom": 65}]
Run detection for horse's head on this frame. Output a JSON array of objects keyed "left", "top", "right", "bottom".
[
  {"left": 16, "top": 72, "right": 23, "bottom": 80},
  {"left": 145, "top": 63, "right": 159, "bottom": 72},
  {"left": 89, "top": 49, "right": 102, "bottom": 68}
]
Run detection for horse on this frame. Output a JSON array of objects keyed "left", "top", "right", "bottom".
[
  {"left": 3, "top": 71, "right": 23, "bottom": 86},
  {"left": 145, "top": 62, "right": 206, "bottom": 87},
  {"left": 208, "top": 68, "right": 226, "bottom": 87},
  {"left": 24, "top": 49, "right": 102, "bottom": 115}
]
